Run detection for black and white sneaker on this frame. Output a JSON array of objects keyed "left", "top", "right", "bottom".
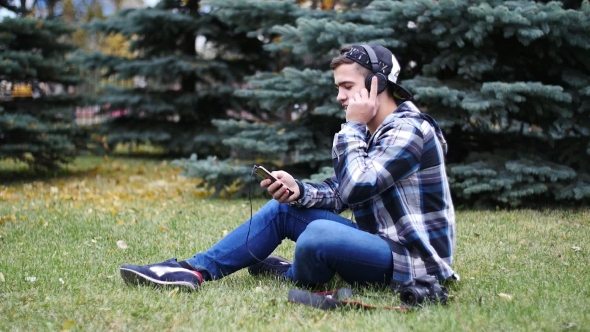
[
  {"left": 120, "top": 258, "right": 203, "bottom": 291},
  {"left": 248, "top": 255, "right": 292, "bottom": 278}
]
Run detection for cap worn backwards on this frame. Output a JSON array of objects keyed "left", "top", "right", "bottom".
[{"left": 342, "top": 44, "right": 412, "bottom": 101}]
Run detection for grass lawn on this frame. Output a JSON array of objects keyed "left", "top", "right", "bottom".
[{"left": 0, "top": 157, "right": 589, "bottom": 331}]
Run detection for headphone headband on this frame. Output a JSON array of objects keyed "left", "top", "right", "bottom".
[
  {"left": 360, "top": 44, "right": 380, "bottom": 74},
  {"left": 340, "top": 44, "right": 414, "bottom": 100}
]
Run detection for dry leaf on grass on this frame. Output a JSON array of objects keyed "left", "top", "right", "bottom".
[
  {"left": 148, "top": 180, "right": 169, "bottom": 188},
  {"left": 62, "top": 320, "right": 75, "bottom": 330},
  {"left": 498, "top": 293, "right": 513, "bottom": 301},
  {"left": 0, "top": 272, "right": 4, "bottom": 283},
  {"left": 562, "top": 322, "right": 578, "bottom": 330},
  {"left": 168, "top": 288, "right": 179, "bottom": 297},
  {"left": 1, "top": 159, "right": 204, "bottom": 211},
  {"left": 1, "top": 215, "right": 15, "bottom": 223},
  {"left": 116, "top": 240, "right": 128, "bottom": 250}
]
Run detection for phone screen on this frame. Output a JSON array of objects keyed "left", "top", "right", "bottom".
[{"left": 254, "top": 165, "right": 277, "bottom": 182}]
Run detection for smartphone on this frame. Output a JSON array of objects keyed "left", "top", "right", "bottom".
[
  {"left": 254, "top": 165, "right": 278, "bottom": 182},
  {"left": 253, "top": 165, "right": 294, "bottom": 196}
]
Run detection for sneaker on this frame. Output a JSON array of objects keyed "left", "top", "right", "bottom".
[
  {"left": 248, "top": 255, "right": 292, "bottom": 278},
  {"left": 120, "top": 258, "right": 203, "bottom": 291}
]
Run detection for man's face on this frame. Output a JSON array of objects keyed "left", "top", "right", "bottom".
[{"left": 333, "top": 63, "right": 367, "bottom": 112}]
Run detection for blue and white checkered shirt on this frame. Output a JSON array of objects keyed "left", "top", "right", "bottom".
[{"left": 292, "top": 102, "right": 457, "bottom": 286}]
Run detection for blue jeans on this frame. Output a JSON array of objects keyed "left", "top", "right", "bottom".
[{"left": 186, "top": 200, "right": 393, "bottom": 286}]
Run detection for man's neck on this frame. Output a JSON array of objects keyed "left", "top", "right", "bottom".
[{"left": 367, "top": 97, "right": 399, "bottom": 134}]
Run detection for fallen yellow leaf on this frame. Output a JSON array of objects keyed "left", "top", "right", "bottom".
[
  {"left": 62, "top": 319, "right": 75, "bottom": 330},
  {"left": 168, "top": 288, "right": 179, "bottom": 297},
  {"left": 1, "top": 215, "right": 15, "bottom": 222}
]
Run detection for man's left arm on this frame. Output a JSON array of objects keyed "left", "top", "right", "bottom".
[{"left": 332, "top": 121, "right": 423, "bottom": 205}]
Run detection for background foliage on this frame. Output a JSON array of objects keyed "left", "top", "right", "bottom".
[
  {"left": 176, "top": 0, "right": 590, "bottom": 207},
  {"left": 0, "top": 17, "right": 84, "bottom": 169},
  {"left": 75, "top": 0, "right": 274, "bottom": 157},
  {"left": 1, "top": 0, "right": 589, "bottom": 207}
]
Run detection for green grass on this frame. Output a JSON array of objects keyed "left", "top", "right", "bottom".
[{"left": 0, "top": 157, "right": 589, "bottom": 331}]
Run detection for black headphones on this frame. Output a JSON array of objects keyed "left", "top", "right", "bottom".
[{"left": 360, "top": 44, "right": 388, "bottom": 94}]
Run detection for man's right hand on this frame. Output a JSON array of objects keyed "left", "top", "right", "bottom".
[
  {"left": 345, "top": 76, "right": 379, "bottom": 124},
  {"left": 260, "top": 170, "right": 300, "bottom": 203}
]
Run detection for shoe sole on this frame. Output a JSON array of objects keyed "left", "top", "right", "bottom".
[{"left": 120, "top": 268, "right": 197, "bottom": 291}]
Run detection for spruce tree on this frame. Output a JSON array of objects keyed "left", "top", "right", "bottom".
[
  {"left": 177, "top": 0, "right": 590, "bottom": 206},
  {"left": 0, "top": 17, "right": 84, "bottom": 169},
  {"left": 76, "top": 0, "right": 271, "bottom": 157},
  {"left": 366, "top": 0, "right": 590, "bottom": 206},
  {"left": 174, "top": 0, "right": 360, "bottom": 196}
]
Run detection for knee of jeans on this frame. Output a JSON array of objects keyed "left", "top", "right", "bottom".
[
  {"left": 258, "top": 199, "right": 286, "bottom": 217},
  {"left": 295, "top": 219, "right": 334, "bottom": 254},
  {"left": 261, "top": 199, "right": 292, "bottom": 214}
]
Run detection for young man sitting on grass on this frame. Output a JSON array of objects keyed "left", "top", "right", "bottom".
[{"left": 120, "top": 44, "right": 459, "bottom": 291}]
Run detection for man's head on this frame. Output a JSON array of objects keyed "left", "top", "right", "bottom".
[{"left": 330, "top": 44, "right": 412, "bottom": 103}]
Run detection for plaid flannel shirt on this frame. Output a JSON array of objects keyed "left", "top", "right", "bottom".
[{"left": 292, "top": 102, "right": 457, "bottom": 286}]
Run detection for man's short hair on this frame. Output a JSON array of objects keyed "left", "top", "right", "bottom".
[{"left": 330, "top": 46, "right": 372, "bottom": 76}]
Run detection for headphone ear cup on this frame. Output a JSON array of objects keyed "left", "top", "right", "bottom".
[{"left": 365, "top": 73, "right": 388, "bottom": 94}]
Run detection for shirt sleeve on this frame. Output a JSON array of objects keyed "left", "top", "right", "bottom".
[
  {"left": 332, "top": 120, "right": 423, "bottom": 205},
  {"left": 289, "top": 175, "right": 349, "bottom": 214}
]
